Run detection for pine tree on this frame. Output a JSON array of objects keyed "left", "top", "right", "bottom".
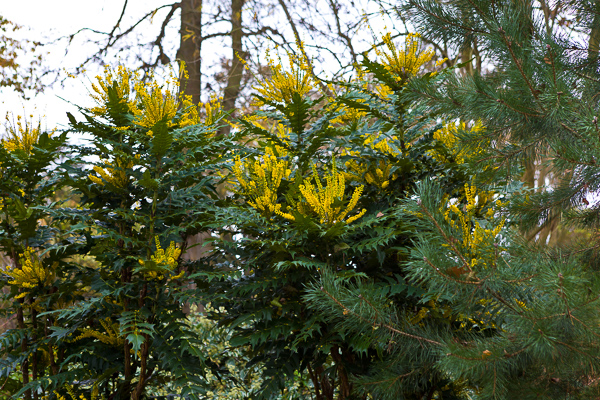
[{"left": 306, "top": 1, "right": 600, "bottom": 399}]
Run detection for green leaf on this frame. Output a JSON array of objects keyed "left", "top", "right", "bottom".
[
  {"left": 151, "top": 120, "right": 173, "bottom": 157},
  {"left": 127, "top": 332, "right": 145, "bottom": 353},
  {"left": 138, "top": 169, "right": 159, "bottom": 190}
]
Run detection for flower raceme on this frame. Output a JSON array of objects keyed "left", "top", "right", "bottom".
[
  {"left": 374, "top": 33, "right": 435, "bottom": 81},
  {"left": 295, "top": 163, "right": 367, "bottom": 225},
  {"left": 441, "top": 184, "right": 505, "bottom": 269},
  {"left": 2, "top": 114, "right": 51, "bottom": 155},
  {"left": 2, "top": 247, "right": 56, "bottom": 299},
  {"left": 55, "top": 383, "right": 100, "bottom": 400},
  {"left": 89, "top": 64, "right": 137, "bottom": 116},
  {"left": 88, "top": 64, "right": 212, "bottom": 134},
  {"left": 254, "top": 46, "right": 315, "bottom": 105},
  {"left": 431, "top": 120, "right": 485, "bottom": 164},
  {"left": 70, "top": 317, "right": 124, "bottom": 347},
  {"left": 88, "top": 158, "right": 134, "bottom": 189},
  {"left": 231, "top": 151, "right": 366, "bottom": 225},
  {"left": 343, "top": 134, "right": 400, "bottom": 189},
  {"left": 132, "top": 80, "right": 179, "bottom": 133},
  {"left": 232, "top": 147, "right": 292, "bottom": 219},
  {"left": 138, "top": 237, "right": 182, "bottom": 280}
]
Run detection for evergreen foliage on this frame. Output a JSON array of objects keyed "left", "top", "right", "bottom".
[
  {"left": 2, "top": 2, "right": 600, "bottom": 398},
  {"left": 198, "top": 39, "right": 476, "bottom": 399},
  {"left": 303, "top": 1, "right": 600, "bottom": 399}
]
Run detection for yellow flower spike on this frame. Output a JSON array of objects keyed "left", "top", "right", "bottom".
[
  {"left": 203, "top": 94, "right": 223, "bottom": 126},
  {"left": 2, "top": 248, "right": 56, "bottom": 298},
  {"left": 374, "top": 32, "right": 434, "bottom": 82},
  {"left": 88, "top": 158, "right": 133, "bottom": 188},
  {"left": 232, "top": 147, "right": 292, "bottom": 219},
  {"left": 54, "top": 391, "right": 68, "bottom": 400},
  {"left": 439, "top": 184, "right": 506, "bottom": 269},
  {"left": 89, "top": 64, "right": 138, "bottom": 116},
  {"left": 2, "top": 113, "right": 51, "bottom": 155},
  {"left": 344, "top": 133, "right": 399, "bottom": 189},
  {"left": 70, "top": 317, "right": 124, "bottom": 347},
  {"left": 431, "top": 120, "right": 486, "bottom": 164},
  {"left": 138, "top": 237, "right": 181, "bottom": 280},
  {"left": 132, "top": 80, "right": 178, "bottom": 130},
  {"left": 296, "top": 161, "right": 366, "bottom": 226},
  {"left": 90, "top": 64, "right": 202, "bottom": 130},
  {"left": 253, "top": 46, "right": 315, "bottom": 104}
]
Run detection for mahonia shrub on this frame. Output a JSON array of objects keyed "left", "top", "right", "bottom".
[
  {"left": 0, "top": 64, "right": 233, "bottom": 399},
  {"left": 196, "top": 33, "right": 480, "bottom": 399},
  {"left": 0, "top": 113, "right": 72, "bottom": 399},
  {"left": 0, "top": 27, "right": 572, "bottom": 400}
]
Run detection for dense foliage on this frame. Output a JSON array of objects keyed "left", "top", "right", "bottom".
[{"left": 2, "top": 1, "right": 600, "bottom": 399}]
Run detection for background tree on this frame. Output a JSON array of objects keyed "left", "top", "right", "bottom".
[{"left": 0, "top": 16, "right": 44, "bottom": 97}]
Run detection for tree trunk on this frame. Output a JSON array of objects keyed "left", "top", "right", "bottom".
[
  {"left": 219, "top": 0, "right": 246, "bottom": 136},
  {"left": 588, "top": 3, "right": 600, "bottom": 63},
  {"left": 178, "top": 0, "right": 203, "bottom": 104}
]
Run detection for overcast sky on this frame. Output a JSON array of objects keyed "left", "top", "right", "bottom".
[
  {"left": 1, "top": 1, "right": 174, "bottom": 131},
  {"left": 1, "top": 0, "right": 395, "bottom": 133}
]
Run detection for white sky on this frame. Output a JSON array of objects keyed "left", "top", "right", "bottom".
[
  {"left": 0, "top": 0, "right": 397, "bottom": 133},
  {"left": 1, "top": 0, "right": 179, "bottom": 131}
]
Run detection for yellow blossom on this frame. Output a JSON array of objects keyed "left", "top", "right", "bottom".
[
  {"left": 138, "top": 237, "right": 181, "bottom": 279},
  {"left": 2, "top": 114, "right": 51, "bottom": 155},
  {"left": 343, "top": 134, "right": 400, "bottom": 188},
  {"left": 56, "top": 382, "right": 100, "bottom": 400},
  {"left": 88, "top": 158, "right": 133, "bottom": 188},
  {"left": 90, "top": 64, "right": 202, "bottom": 132},
  {"left": 374, "top": 33, "right": 434, "bottom": 81},
  {"left": 2, "top": 248, "right": 56, "bottom": 299},
  {"left": 203, "top": 94, "right": 223, "bottom": 126},
  {"left": 254, "top": 46, "right": 314, "bottom": 104},
  {"left": 232, "top": 147, "right": 292, "bottom": 219},
  {"left": 70, "top": 318, "right": 123, "bottom": 347},
  {"left": 431, "top": 120, "right": 485, "bottom": 164},
  {"left": 89, "top": 64, "right": 138, "bottom": 116},
  {"left": 132, "top": 79, "right": 179, "bottom": 133},
  {"left": 294, "top": 161, "right": 366, "bottom": 225},
  {"left": 329, "top": 99, "right": 368, "bottom": 125},
  {"left": 441, "top": 184, "right": 505, "bottom": 265}
]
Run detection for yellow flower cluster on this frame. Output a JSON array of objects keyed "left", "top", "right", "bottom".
[
  {"left": 365, "top": 160, "right": 397, "bottom": 189},
  {"left": 89, "top": 65, "right": 204, "bottom": 133},
  {"left": 329, "top": 100, "right": 368, "bottom": 125},
  {"left": 88, "top": 158, "right": 133, "bottom": 188},
  {"left": 457, "top": 298, "right": 498, "bottom": 330},
  {"left": 139, "top": 237, "right": 182, "bottom": 279},
  {"left": 343, "top": 134, "right": 400, "bottom": 189},
  {"left": 54, "top": 383, "right": 100, "bottom": 400},
  {"left": 132, "top": 80, "right": 179, "bottom": 134},
  {"left": 374, "top": 82, "right": 394, "bottom": 100},
  {"left": 89, "top": 64, "right": 138, "bottom": 116},
  {"left": 2, "top": 114, "right": 50, "bottom": 155},
  {"left": 254, "top": 47, "right": 314, "bottom": 104},
  {"left": 3, "top": 248, "right": 55, "bottom": 299},
  {"left": 71, "top": 318, "right": 123, "bottom": 347},
  {"left": 203, "top": 94, "right": 223, "bottom": 126},
  {"left": 363, "top": 133, "right": 400, "bottom": 156},
  {"left": 232, "top": 147, "right": 292, "bottom": 218},
  {"left": 296, "top": 163, "right": 366, "bottom": 225},
  {"left": 431, "top": 120, "right": 485, "bottom": 164},
  {"left": 374, "top": 33, "right": 434, "bottom": 81},
  {"left": 442, "top": 184, "right": 505, "bottom": 268}
]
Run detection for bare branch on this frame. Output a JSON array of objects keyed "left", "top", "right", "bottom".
[
  {"left": 108, "top": 0, "right": 129, "bottom": 41},
  {"left": 277, "top": 0, "right": 333, "bottom": 97}
]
